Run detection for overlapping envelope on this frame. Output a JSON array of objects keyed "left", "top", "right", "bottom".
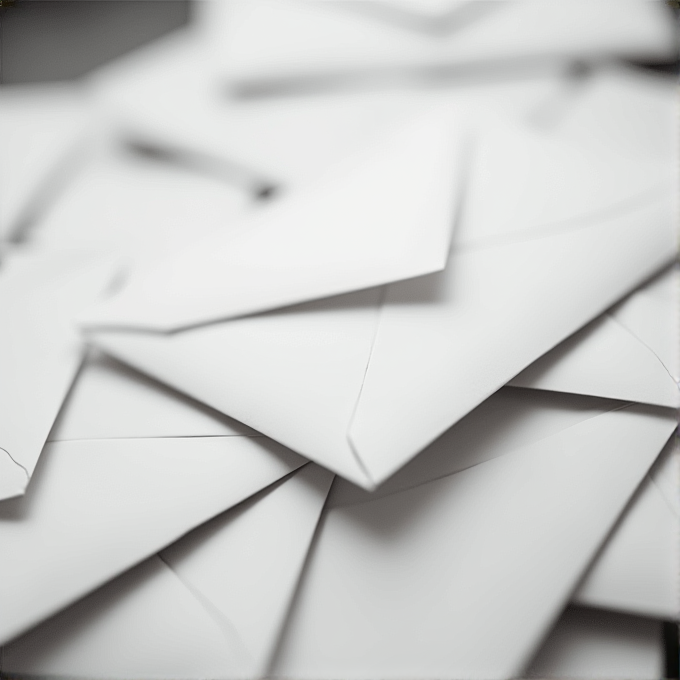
[
  {"left": 0, "top": 343, "right": 309, "bottom": 645},
  {"left": 0, "top": 248, "right": 118, "bottom": 501},
  {"left": 0, "top": 6, "right": 677, "bottom": 677},
  {"left": 216, "top": 0, "right": 676, "bottom": 95},
  {"left": 81, "top": 105, "right": 676, "bottom": 488},
  {"left": 0, "top": 84, "right": 93, "bottom": 243},
  {"left": 89, "top": 14, "right": 574, "bottom": 196},
  {"left": 1, "top": 374, "right": 675, "bottom": 678}
]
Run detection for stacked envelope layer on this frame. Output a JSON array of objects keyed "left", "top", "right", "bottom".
[{"left": 0, "top": 1, "right": 678, "bottom": 678}]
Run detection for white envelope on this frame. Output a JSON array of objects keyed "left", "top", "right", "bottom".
[
  {"left": 83, "top": 115, "right": 676, "bottom": 487},
  {"left": 0, "top": 248, "right": 118, "bottom": 501},
  {"left": 0, "top": 346, "right": 308, "bottom": 644},
  {"left": 573, "top": 436, "right": 680, "bottom": 620},
  {"left": 0, "top": 463, "right": 333, "bottom": 679},
  {"left": 526, "top": 606, "right": 665, "bottom": 680},
  {"left": 510, "top": 68, "right": 680, "bottom": 409},
  {"left": 271, "top": 403, "right": 676, "bottom": 680},
  {"left": 54, "top": 355, "right": 669, "bottom": 622},
  {"left": 512, "top": 264, "right": 680, "bottom": 408},
  {"left": 1, "top": 388, "right": 670, "bottom": 679},
  {"left": 89, "top": 18, "right": 573, "bottom": 193},
  {"left": 83, "top": 107, "right": 467, "bottom": 329},
  {"left": 0, "top": 84, "right": 93, "bottom": 242},
  {"left": 216, "top": 0, "right": 676, "bottom": 95},
  {"left": 34, "top": 139, "right": 250, "bottom": 264}
]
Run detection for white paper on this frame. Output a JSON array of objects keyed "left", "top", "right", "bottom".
[
  {"left": 0, "top": 249, "right": 119, "bottom": 500},
  {"left": 272, "top": 404, "right": 675, "bottom": 679},
  {"left": 1, "top": 464, "right": 332, "bottom": 678}
]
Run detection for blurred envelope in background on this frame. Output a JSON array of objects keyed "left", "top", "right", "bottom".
[
  {"left": 1, "top": 463, "right": 333, "bottom": 679},
  {"left": 216, "top": 0, "right": 676, "bottom": 95},
  {"left": 33, "top": 139, "right": 250, "bottom": 264},
  {"left": 89, "top": 10, "right": 574, "bottom": 194},
  {"left": 82, "top": 115, "right": 676, "bottom": 488},
  {"left": 0, "top": 85, "right": 93, "bottom": 242},
  {"left": 0, "top": 249, "right": 119, "bottom": 501},
  {"left": 0, "top": 349, "right": 307, "bottom": 645},
  {"left": 2, "top": 389, "right": 674, "bottom": 679}
]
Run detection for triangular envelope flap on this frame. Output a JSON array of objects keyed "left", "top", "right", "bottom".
[
  {"left": 348, "top": 122, "right": 677, "bottom": 485},
  {"left": 81, "top": 108, "right": 466, "bottom": 331},
  {"left": 3, "top": 465, "right": 334, "bottom": 680},
  {"left": 0, "top": 436, "right": 305, "bottom": 644},
  {"left": 328, "top": 388, "right": 624, "bottom": 509},
  {"left": 161, "top": 464, "right": 334, "bottom": 676},
  {"left": 273, "top": 406, "right": 676, "bottom": 679},
  {"left": 89, "top": 288, "right": 382, "bottom": 488},
  {"left": 2, "top": 557, "right": 246, "bottom": 680},
  {"left": 454, "top": 116, "right": 672, "bottom": 248},
  {"left": 510, "top": 314, "right": 680, "bottom": 409},
  {"left": 510, "top": 267, "right": 680, "bottom": 408},
  {"left": 0, "top": 250, "right": 119, "bottom": 500}
]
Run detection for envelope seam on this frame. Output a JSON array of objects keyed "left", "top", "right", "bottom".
[
  {"left": 46, "top": 434, "right": 265, "bottom": 444},
  {"left": 454, "top": 182, "right": 670, "bottom": 253},
  {"left": 336, "top": 401, "right": 636, "bottom": 508},
  {"left": 0, "top": 447, "right": 29, "bottom": 485},
  {"left": 649, "top": 473, "right": 680, "bottom": 520},
  {"left": 157, "top": 553, "right": 258, "bottom": 672},
  {"left": 607, "top": 312, "right": 679, "bottom": 387},
  {"left": 346, "top": 285, "right": 387, "bottom": 487}
]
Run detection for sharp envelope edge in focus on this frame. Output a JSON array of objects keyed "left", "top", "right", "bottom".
[{"left": 83, "top": 111, "right": 676, "bottom": 488}]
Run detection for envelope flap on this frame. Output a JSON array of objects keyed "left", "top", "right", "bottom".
[
  {"left": 0, "top": 435, "right": 304, "bottom": 644},
  {"left": 81, "top": 109, "right": 466, "bottom": 331},
  {"left": 89, "top": 288, "right": 382, "bottom": 488},
  {"left": 2, "top": 556, "right": 250, "bottom": 680},
  {"left": 349, "top": 195, "right": 675, "bottom": 485},
  {"left": 0, "top": 249, "right": 119, "bottom": 500},
  {"left": 162, "top": 464, "right": 334, "bottom": 675},
  {"left": 454, "top": 116, "right": 671, "bottom": 248},
  {"left": 347, "top": 118, "right": 676, "bottom": 485},
  {"left": 274, "top": 405, "right": 676, "bottom": 679}
]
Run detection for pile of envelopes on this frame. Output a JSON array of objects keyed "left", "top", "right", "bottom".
[{"left": 0, "top": 1, "right": 679, "bottom": 678}]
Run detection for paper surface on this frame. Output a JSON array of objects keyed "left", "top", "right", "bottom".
[
  {"left": 526, "top": 606, "right": 664, "bottom": 679},
  {"left": 85, "top": 115, "right": 676, "bottom": 487},
  {"left": 1, "top": 464, "right": 332, "bottom": 678},
  {"left": 82, "top": 109, "right": 467, "bottom": 329},
  {"left": 0, "top": 85, "right": 93, "bottom": 242},
  {"left": 218, "top": 0, "right": 676, "bottom": 93},
  {"left": 0, "top": 249, "right": 119, "bottom": 500},
  {"left": 574, "top": 436, "right": 680, "bottom": 620},
  {"left": 272, "top": 404, "right": 675, "bottom": 679}
]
